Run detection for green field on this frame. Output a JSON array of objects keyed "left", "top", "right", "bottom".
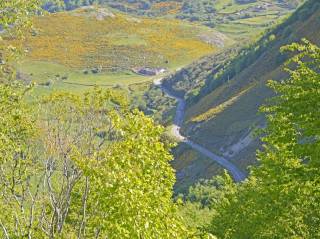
[
  {"left": 17, "top": 7, "right": 226, "bottom": 96},
  {"left": 18, "top": 2, "right": 302, "bottom": 96},
  {"left": 96, "top": 0, "right": 304, "bottom": 42}
]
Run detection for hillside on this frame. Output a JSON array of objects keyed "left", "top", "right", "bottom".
[
  {"left": 11, "top": 1, "right": 311, "bottom": 193},
  {"left": 2, "top": 0, "right": 320, "bottom": 236},
  {"left": 166, "top": 0, "right": 320, "bottom": 192},
  {"left": 42, "top": 0, "right": 305, "bottom": 41},
  {"left": 26, "top": 8, "right": 218, "bottom": 70},
  {"left": 14, "top": 6, "right": 225, "bottom": 97}
]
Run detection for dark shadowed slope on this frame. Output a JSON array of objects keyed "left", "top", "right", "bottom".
[
  {"left": 154, "top": 78, "right": 246, "bottom": 182},
  {"left": 182, "top": 0, "right": 320, "bottom": 173}
]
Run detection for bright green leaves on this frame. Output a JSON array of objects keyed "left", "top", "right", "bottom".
[
  {"left": 0, "top": 1, "right": 46, "bottom": 238},
  {"left": 0, "top": 0, "right": 189, "bottom": 237},
  {"left": 0, "top": 83, "right": 34, "bottom": 163},
  {"left": 0, "top": 83, "right": 46, "bottom": 238},
  {"left": 0, "top": 85, "right": 188, "bottom": 238},
  {"left": 0, "top": 0, "right": 40, "bottom": 35},
  {"left": 261, "top": 39, "right": 320, "bottom": 166},
  {"left": 62, "top": 91, "right": 187, "bottom": 238},
  {"left": 0, "top": 0, "right": 40, "bottom": 83},
  {"left": 22, "top": 88, "right": 186, "bottom": 238},
  {"left": 206, "top": 40, "right": 320, "bottom": 238}
]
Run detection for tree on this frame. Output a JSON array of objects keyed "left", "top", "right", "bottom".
[
  {"left": 207, "top": 39, "right": 320, "bottom": 238},
  {"left": 0, "top": 1, "right": 188, "bottom": 237},
  {"left": 36, "top": 89, "right": 187, "bottom": 238},
  {"left": 0, "top": 0, "right": 39, "bottom": 83},
  {"left": 0, "top": 1, "right": 46, "bottom": 238},
  {"left": 0, "top": 83, "right": 46, "bottom": 238},
  {"left": 0, "top": 86, "right": 188, "bottom": 238},
  {"left": 178, "top": 174, "right": 236, "bottom": 238}
]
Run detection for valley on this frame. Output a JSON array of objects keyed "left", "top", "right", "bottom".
[
  {"left": 157, "top": 0, "right": 320, "bottom": 192},
  {"left": 1, "top": 0, "right": 320, "bottom": 237},
  {"left": 13, "top": 1, "right": 309, "bottom": 191},
  {"left": 154, "top": 77, "right": 246, "bottom": 182},
  {"left": 43, "top": 0, "right": 305, "bottom": 41}
]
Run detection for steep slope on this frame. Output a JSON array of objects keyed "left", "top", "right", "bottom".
[
  {"left": 154, "top": 77, "right": 246, "bottom": 182},
  {"left": 169, "top": 0, "right": 320, "bottom": 191},
  {"left": 183, "top": 0, "right": 320, "bottom": 171}
]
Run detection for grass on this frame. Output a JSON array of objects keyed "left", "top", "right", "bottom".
[
  {"left": 19, "top": 60, "right": 148, "bottom": 85},
  {"left": 18, "top": 60, "right": 153, "bottom": 97},
  {"left": 216, "top": 1, "right": 257, "bottom": 14},
  {"left": 23, "top": 8, "right": 218, "bottom": 70},
  {"left": 16, "top": 7, "right": 226, "bottom": 96},
  {"left": 210, "top": 0, "right": 300, "bottom": 41},
  {"left": 234, "top": 14, "right": 279, "bottom": 26},
  {"left": 190, "top": 84, "right": 255, "bottom": 123},
  {"left": 215, "top": 23, "right": 261, "bottom": 40}
]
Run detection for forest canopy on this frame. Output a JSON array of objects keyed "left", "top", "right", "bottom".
[{"left": 1, "top": 0, "right": 319, "bottom": 238}]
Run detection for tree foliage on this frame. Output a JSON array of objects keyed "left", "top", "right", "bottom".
[
  {"left": 32, "top": 89, "right": 186, "bottom": 238},
  {"left": 0, "top": 86, "right": 188, "bottom": 238},
  {"left": 0, "top": 0, "right": 40, "bottom": 83},
  {"left": 0, "top": 1, "right": 189, "bottom": 238},
  {"left": 207, "top": 39, "right": 320, "bottom": 238}
]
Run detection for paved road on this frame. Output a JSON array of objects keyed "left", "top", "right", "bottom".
[{"left": 154, "top": 77, "right": 246, "bottom": 182}]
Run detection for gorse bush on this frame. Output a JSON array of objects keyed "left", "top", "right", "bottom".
[{"left": 21, "top": 9, "right": 215, "bottom": 70}]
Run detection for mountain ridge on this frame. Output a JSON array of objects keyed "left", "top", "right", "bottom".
[
  {"left": 42, "top": 0, "right": 305, "bottom": 41},
  {"left": 168, "top": 0, "right": 320, "bottom": 192}
]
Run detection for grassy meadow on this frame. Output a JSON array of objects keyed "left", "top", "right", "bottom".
[{"left": 17, "top": 6, "right": 226, "bottom": 97}]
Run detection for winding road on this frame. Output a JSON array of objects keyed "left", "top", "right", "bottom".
[{"left": 154, "top": 77, "right": 246, "bottom": 182}]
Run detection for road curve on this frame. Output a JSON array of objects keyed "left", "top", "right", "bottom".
[{"left": 154, "top": 77, "right": 246, "bottom": 182}]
